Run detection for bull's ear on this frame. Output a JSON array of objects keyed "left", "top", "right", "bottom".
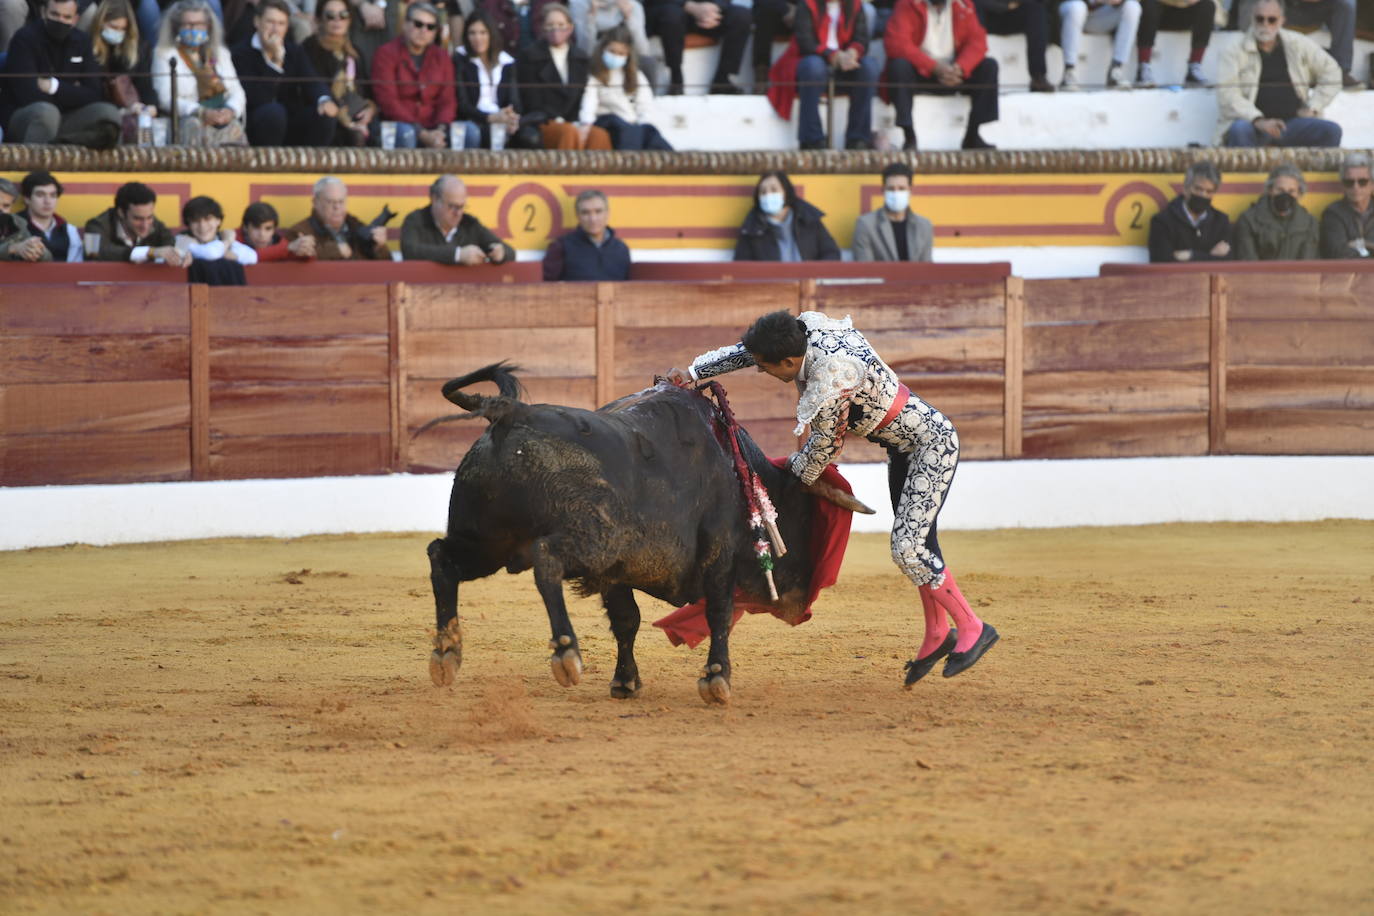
[{"left": 803, "top": 479, "right": 876, "bottom": 515}]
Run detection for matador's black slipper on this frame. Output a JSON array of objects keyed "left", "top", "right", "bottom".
[
  {"left": 942, "top": 624, "right": 1000, "bottom": 678},
  {"left": 903, "top": 629, "right": 957, "bottom": 688}
]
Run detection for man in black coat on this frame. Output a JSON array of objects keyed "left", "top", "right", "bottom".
[
  {"left": 231, "top": 0, "right": 338, "bottom": 146},
  {"left": 0, "top": 0, "right": 122, "bottom": 147},
  {"left": 644, "top": 0, "right": 751, "bottom": 94},
  {"left": 543, "top": 189, "right": 632, "bottom": 281},
  {"left": 1148, "top": 161, "right": 1233, "bottom": 264}
]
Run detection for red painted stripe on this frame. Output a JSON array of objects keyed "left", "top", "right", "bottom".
[
  {"left": 560, "top": 184, "right": 756, "bottom": 197},
  {"left": 934, "top": 223, "right": 1110, "bottom": 237},
  {"left": 249, "top": 183, "right": 498, "bottom": 197},
  {"left": 615, "top": 226, "right": 740, "bottom": 240}
]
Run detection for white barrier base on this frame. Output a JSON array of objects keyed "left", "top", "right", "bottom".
[{"left": 3, "top": 455, "right": 1371, "bottom": 550}]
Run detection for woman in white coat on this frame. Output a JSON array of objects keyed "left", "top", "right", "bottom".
[{"left": 152, "top": 0, "right": 246, "bottom": 145}]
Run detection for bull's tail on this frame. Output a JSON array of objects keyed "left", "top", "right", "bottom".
[{"left": 414, "top": 362, "right": 526, "bottom": 437}]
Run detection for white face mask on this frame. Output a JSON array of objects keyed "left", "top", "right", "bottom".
[
  {"left": 601, "top": 50, "right": 627, "bottom": 70},
  {"left": 759, "top": 191, "right": 785, "bottom": 216},
  {"left": 101, "top": 27, "right": 127, "bottom": 45},
  {"left": 884, "top": 189, "right": 910, "bottom": 213}
]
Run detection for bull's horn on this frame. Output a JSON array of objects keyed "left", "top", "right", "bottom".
[{"left": 803, "top": 479, "right": 876, "bottom": 515}]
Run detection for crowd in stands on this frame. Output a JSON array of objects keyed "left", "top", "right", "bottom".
[
  {"left": 0, "top": 0, "right": 1364, "bottom": 150},
  {"left": 5, "top": 155, "right": 1373, "bottom": 270}
]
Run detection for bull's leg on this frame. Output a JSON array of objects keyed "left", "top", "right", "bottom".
[
  {"left": 531, "top": 537, "right": 582, "bottom": 687},
  {"left": 602, "top": 586, "right": 642, "bottom": 699},
  {"left": 427, "top": 538, "right": 463, "bottom": 687},
  {"left": 698, "top": 572, "right": 734, "bottom": 706}
]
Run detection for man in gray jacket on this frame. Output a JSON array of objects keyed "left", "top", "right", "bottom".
[
  {"left": 400, "top": 175, "right": 516, "bottom": 265},
  {"left": 851, "top": 162, "right": 934, "bottom": 262},
  {"left": 1320, "top": 151, "right": 1374, "bottom": 260}
]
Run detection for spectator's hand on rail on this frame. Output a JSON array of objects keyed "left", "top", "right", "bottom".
[
  {"left": 154, "top": 246, "right": 190, "bottom": 267},
  {"left": 17, "top": 237, "right": 47, "bottom": 261},
  {"left": 288, "top": 234, "right": 317, "bottom": 258},
  {"left": 458, "top": 244, "right": 487, "bottom": 266},
  {"left": 1210, "top": 240, "right": 1231, "bottom": 258},
  {"left": 486, "top": 243, "right": 507, "bottom": 264},
  {"left": 1173, "top": 250, "right": 1193, "bottom": 262}
]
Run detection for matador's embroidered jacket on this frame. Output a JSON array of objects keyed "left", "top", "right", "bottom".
[{"left": 688, "top": 311, "right": 906, "bottom": 485}]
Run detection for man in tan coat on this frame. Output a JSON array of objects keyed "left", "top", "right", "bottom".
[{"left": 1215, "top": 0, "right": 1341, "bottom": 147}]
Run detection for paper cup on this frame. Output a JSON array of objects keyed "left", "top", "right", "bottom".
[
  {"left": 83, "top": 232, "right": 101, "bottom": 257},
  {"left": 380, "top": 121, "right": 397, "bottom": 150},
  {"left": 448, "top": 122, "right": 465, "bottom": 150},
  {"left": 490, "top": 123, "right": 507, "bottom": 151}
]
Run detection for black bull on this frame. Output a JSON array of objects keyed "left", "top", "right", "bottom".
[{"left": 425, "top": 362, "right": 871, "bottom": 705}]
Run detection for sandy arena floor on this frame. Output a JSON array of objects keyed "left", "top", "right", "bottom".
[{"left": 1, "top": 522, "right": 1372, "bottom": 915}]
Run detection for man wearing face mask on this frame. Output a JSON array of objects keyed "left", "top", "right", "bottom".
[
  {"left": 1233, "top": 163, "right": 1318, "bottom": 262},
  {"left": 0, "top": 0, "right": 124, "bottom": 147},
  {"left": 1214, "top": 0, "right": 1342, "bottom": 148},
  {"left": 1147, "top": 161, "right": 1232, "bottom": 263},
  {"left": 852, "top": 162, "right": 933, "bottom": 262}
]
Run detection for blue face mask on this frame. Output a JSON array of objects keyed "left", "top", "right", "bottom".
[
  {"left": 179, "top": 27, "right": 209, "bottom": 46},
  {"left": 884, "top": 189, "right": 910, "bottom": 213},
  {"left": 759, "top": 191, "right": 785, "bottom": 216},
  {"left": 601, "top": 50, "right": 628, "bottom": 70}
]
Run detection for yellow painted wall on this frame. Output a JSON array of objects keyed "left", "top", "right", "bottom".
[{"left": 2, "top": 170, "right": 1344, "bottom": 251}]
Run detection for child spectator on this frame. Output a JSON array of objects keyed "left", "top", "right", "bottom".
[
  {"left": 152, "top": 0, "right": 248, "bottom": 145},
  {"left": 570, "top": 0, "right": 662, "bottom": 89},
  {"left": 578, "top": 25, "right": 673, "bottom": 150},
  {"left": 237, "top": 201, "right": 315, "bottom": 260},
  {"left": 453, "top": 11, "right": 522, "bottom": 149},
  {"left": 302, "top": 0, "right": 377, "bottom": 147},
  {"left": 734, "top": 169, "right": 841, "bottom": 261},
  {"left": 176, "top": 195, "right": 258, "bottom": 263},
  {"left": 766, "top": 0, "right": 878, "bottom": 150}
]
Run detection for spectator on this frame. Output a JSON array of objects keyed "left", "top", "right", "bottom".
[
  {"left": 152, "top": 0, "right": 248, "bottom": 145},
  {"left": 454, "top": 10, "right": 523, "bottom": 149},
  {"left": 570, "top": 0, "right": 662, "bottom": 89},
  {"left": 89, "top": 0, "right": 158, "bottom": 137},
  {"left": 344, "top": 0, "right": 395, "bottom": 66},
  {"left": 753, "top": 0, "right": 796, "bottom": 88},
  {"left": 475, "top": 0, "right": 543, "bottom": 55},
  {"left": 1147, "top": 160, "right": 1232, "bottom": 263},
  {"left": 1319, "top": 151, "right": 1373, "bottom": 259},
  {"left": 232, "top": 0, "right": 338, "bottom": 146},
  {"left": 0, "top": 178, "right": 52, "bottom": 263},
  {"left": 543, "top": 188, "right": 632, "bottom": 280},
  {"left": 84, "top": 181, "right": 189, "bottom": 265},
  {"left": 517, "top": 3, "right": 613, "bottom": 148},
  {"left": 400, "top": 175, "right": 516, "bottom": 265},
  {"left": 852, "top": 161, "right": 933, "bottom": 261},
  {"left": 0, "top": 0, "right": 124, "bottom": 147},
  {"left": 644, "top": 0, "right": 751, "bottom": 94},
  {"left": 766, "top": 0, "right": 878, "bottom": 150},
  {"left": 1215, "top": 0, "right": 1341, "bottom": 147},
  {"left": 20, "top": 170, "right": 83, "bottom": 262},
  {"left": 237, "top": 200, "right": 315, "bottom": 259},
  {"left": 1233, "top": 163, "right": 1318, "bottom": 261},
  {"left": 1231, "top": 0, "right": 1358, "bottom": 89},
  {"left": 371, "top": 1, "right": 457, "bottom": 148},
  {"left": 175, "top": 195, "right": 259, "bottom": 262},
  {"left": 735, "top": 170, "right": 841, "bottom": 261},
  {"left": 883, "top": 0, "right": 998, "bottom": 150},
  {"left": 284, "top": 176, "right": 391, "bottom": 260},
  {"left": 579, "top": 25, "right": 673, "bottom": 149},
  {"left": 1134, "top": 0, "right": 1213, "bottom": 88},
  {"left": 974, "top": 0, "right": 1052, "bottom": 92},
  {"left": 301, "top": 0, "right": 377, "bottom": 147},
  {"left": 1058, "top": 0, "right": 1141, "bottom": 90}
]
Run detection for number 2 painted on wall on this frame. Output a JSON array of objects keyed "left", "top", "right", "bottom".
[
  {"left": 1128, "top": 201, "right": 1144, "bottom": 230},
  {"left": 523, "top": 203, "right": 537, "bottom": 233}
]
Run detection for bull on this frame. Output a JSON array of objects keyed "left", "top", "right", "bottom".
[{"left": 425, "top": 362, "right": 871, "bottom": 705}]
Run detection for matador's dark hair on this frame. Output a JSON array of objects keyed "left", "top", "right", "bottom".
[{"left": 741, "top": 310, "right": 807, "bottom": 363}]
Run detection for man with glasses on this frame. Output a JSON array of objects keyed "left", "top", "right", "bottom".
[
  {"left": 0, "top": 0, "right": 123, "bottom": 147},
  {"left": 1320, "top": 152, "right": 1374, "bottom": 259},
  {"left": 284, "top": 176, "right": 392, "bottom": 260},
  {"left": 1215, "top": 0, "right": 1341, "bottom": 147},
  {"left": 371, "top": 1, "right": 457, "bottom": 148},
  {"left": 1147, "top": 161, "right": 1232, "bottom": 263},
  {"left": 400, "top": 175, "right": 515, "bottom": 265}
]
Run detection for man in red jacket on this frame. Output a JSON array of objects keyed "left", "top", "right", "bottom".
[
  {"left": 883, "top": 0, "right": 998, "bottom": 150},
  {"left": 370, "top": 1, "right": 456, "bottom": 148}
]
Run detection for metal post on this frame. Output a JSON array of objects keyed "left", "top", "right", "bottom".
[
  {"left": 825, "top": 69, "right": 836, "bottom": 149},
  {"left": 168, "top": 55, "right": 179, "bottom": 146}
]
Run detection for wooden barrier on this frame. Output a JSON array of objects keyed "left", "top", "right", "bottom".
[{"left": 3, "top": 272, "right": 1371, "bottom": 487}]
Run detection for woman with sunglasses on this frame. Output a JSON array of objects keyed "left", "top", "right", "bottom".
[
  {"left": 371, "top": 0, "right": 458, "bottom": 147},
  {"left": 1320, "top": 152, "right": 1374, "bottom": 260},
  {"left": 303, "top": 0, "right": 377, "bottom": 145},
  {"left": 515, "top": 2, "right": 612, "bottom": 149}
]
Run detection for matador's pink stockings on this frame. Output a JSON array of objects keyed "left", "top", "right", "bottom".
[
  {"left": 924, "top": 569, "right": 984, "bottom": 653},
  {"left": 915, "top": 585, "right": 951, "bottom": 659}
]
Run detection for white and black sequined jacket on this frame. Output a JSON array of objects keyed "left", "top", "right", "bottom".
[{"left": 688, "top": 311, "right": 904, "bottom": 484}]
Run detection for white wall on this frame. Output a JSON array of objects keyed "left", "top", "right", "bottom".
[{"left": 4, "top": 456, "right": 1372, "bottom": 550}]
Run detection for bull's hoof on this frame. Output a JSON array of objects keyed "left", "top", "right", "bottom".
[
  {"left": 609, "top": 676, "right": 642, "bottom": 699},
  {"left": 429, "top": 648, "right": 461, "bottom": 686},
  {"left": 697, "top": 663, "right": 731, "bottom": 706},
  {"left": 548, "top": 636, "right": 582, "bottom": 687}
]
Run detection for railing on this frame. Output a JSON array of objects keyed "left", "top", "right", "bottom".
[{"left": 2, "top": 270, "right": 1371, "bottom": 486}]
